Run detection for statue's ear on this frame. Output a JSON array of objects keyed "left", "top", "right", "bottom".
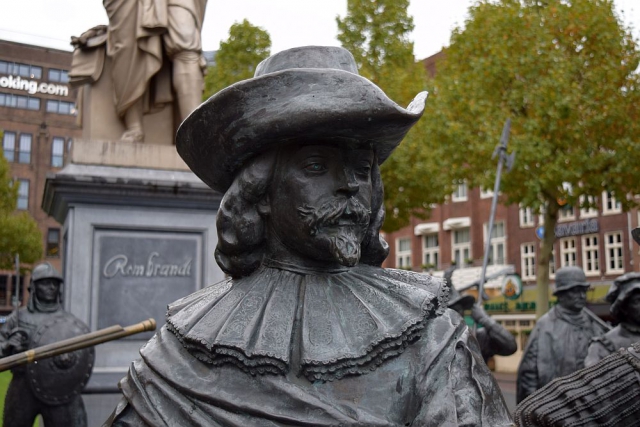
[{"left": 257, "top": 196, "right": 270, "bottom": 216}]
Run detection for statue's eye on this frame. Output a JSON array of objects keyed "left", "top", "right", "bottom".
[{"left": 305, "top": 162, "right": 326, "bottom": 172}]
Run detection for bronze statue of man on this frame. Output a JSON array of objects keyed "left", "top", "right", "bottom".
[
  {"left": 0, "top": 263, "right": 94, "bottom": 427},
  {"left": 585, "top": 272, "right": 640, "bottom": 367},
  {"left": 516, "top": 266, "right": 609, "bottom": 403},
  {"left": 446, "top": 282, "right": 517, "bottom": 363},
  {"left": 105, "top": 46, "right": 512, "bottom": 426}
]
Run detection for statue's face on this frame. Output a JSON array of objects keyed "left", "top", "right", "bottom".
[
  {"left": 34, "top": 278, "right": 61, "bottom": 303},
  {"left": 556, "top": 286, "right": 588, "bottom": 312},
  {"left": 267, "top": 143, "right": 374, "bottom": 267},
  {"left": 621, "top": 289, "right": 640, "bottom": 325}
]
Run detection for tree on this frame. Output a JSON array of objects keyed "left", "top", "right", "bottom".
[
  {"left": 203, "top": 19, "right": 271, "bottom": 99},
  {"left": 0, "top": 133, "right": 42, "bottom": 270},
  {"left": 337, "top": 0, "right": 449, "bottom": 231},
  {"left": 420, "top": 0, "right": 640, "bottom": 317}
]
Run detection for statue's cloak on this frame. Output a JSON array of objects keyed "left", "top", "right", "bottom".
[{"left": 105, "top": 265, "right": 513, "bottom": 426}]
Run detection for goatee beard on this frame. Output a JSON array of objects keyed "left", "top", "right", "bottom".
[{"left": 328, "top": 228, "right": 361, "bottom": 267}]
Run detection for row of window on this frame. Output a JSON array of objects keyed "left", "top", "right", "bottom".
[
  {"left": 520, "top": 231, "right": 624, "bottom": 280},
  {"left": 0, "top": 92, "right": 75, "bottom": 115},
  {"left": 0, "top": 60, "right": 69, "bottom": 83},
  {"left": 518, "top": 193, "right": 621, "bottom": 228},
  {"left": 397, "top": 223, "right": 507, "bottom": 269},
  {"left": 397, "top": 223, "right": 625, "bottom": 278},
  {"left": 2, "top": 132, "right": 67, "bottom": 167}
]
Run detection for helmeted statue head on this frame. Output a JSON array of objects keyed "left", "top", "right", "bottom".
[
  {"left": 176, "top": 46, "right": 427, "bottom": 278},
  {"left": 553, "top": 266, "right": 590, "bottom": 312},
  {"left": 28, "top": 262, "right": 64, "bottom": 313},
  {"left": 606, "top": 272, "right": 640, "bottom": 324}
]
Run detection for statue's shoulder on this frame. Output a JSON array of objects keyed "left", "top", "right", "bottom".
[
  {"left": 374, "top": 266, "right": 448, "bottom": 314},
  {"left": 167, "top": 278, "right": 233, "bottom": 318}
]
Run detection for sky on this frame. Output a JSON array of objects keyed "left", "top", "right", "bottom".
[{"left": 0, "top": 0, "right": 638, "bottom": 61}]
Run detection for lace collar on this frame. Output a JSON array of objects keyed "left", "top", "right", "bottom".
[{"left": 166, "top": 264, "right": 446, "bottom": 382}]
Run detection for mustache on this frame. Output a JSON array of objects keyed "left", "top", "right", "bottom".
[{"left": 297, "top": 198, "right": 371, "bottom": 236}]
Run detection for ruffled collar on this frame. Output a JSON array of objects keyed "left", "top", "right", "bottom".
[{"left": 166, "top": 263, "right": 447, "bottom": 382}]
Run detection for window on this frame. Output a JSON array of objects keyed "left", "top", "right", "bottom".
[
  {"left": 0, "top": 60, "right": 42, "bottom": 79},
  {"left": 519, "top": 205, "right": 534, "bottom": 228},
  {"left": 48, "top": 68, "right": 69, "bottom": 83},
  {"left": 0, "top": 275, "right": 7, "bottom": 306},
  {"left": 582, "top": 234, "right": 600, "bottom": 276},
  {"left": 422, "top": 234, "right": 439, "bottom": 269},
  {"left": 559, "top": 237, "right": 577, "bottom": 268},
  {"left": 579, "top": 195, "right": 598, "bottom": 218},
  {"left": 46, "top": 100, "right": 75, "bottom": 115},
  {"left": 452, "top": 228, "right": 471, "bottom": 266},
  {"left": 602, "top": 191, "right": 622, "bottom": 215},
  {"left": 46, "top": 228, "right": 61, "bottom": 257},
  {"left": 605, "top": 231, "right": 624, "bottom": 274},
  {"left": 558, "top": 205, "right": 576, "bottom": 222},
  {"left": 549, "top": 248, "right": 556, "bottom": 279},
  {"left": 18, "top": 134, "right": 31, "bottom": 164},
  {"left": 485, "top": 221, "right": 506, "bottom": 265},
  {"left": 480, "top": 188, "right": 494, "bottom": 199},
  {"left": 2, "top": 131, "right": 15, "bottom": 162},
  {"left": 396, "top": 238, "right": 412, "bottom": 268},
  {"left": 521, "top": 243, "right": 536, "bottom": 281},
  {"left": 17, "top": 179, "right": 29, "bottom": 210},
  {"left": 51, "top": 137, "right": 64, "bottom": 167},
  {"left": 0, "top": 92, "right": 40, "bottom": 111},
  {"left": 452, "top": 181, "right": 468, "bottom": 202}
]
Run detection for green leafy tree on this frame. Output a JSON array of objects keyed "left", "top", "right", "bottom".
[
  {"left": 0, "top": 132, "right": 42, "bottom": 269},
  {"left": 421, "top": 0, "right": 640, "bottom": 317},
  {"left": 203, "top": 19, "right": 271, "bottom": 99},
  {"left": 337, "top": 0, "right": 448, "bottom": 231}
]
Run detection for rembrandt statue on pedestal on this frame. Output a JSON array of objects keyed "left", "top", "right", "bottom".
[{"left": 105, "top": 46, "right": 512, "bottom": 426}]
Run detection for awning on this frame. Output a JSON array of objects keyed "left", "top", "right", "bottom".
[
  {"left": 414, "top": 222, "right": 439, "bottom": 235},
  {"left": 442, "top": 217, "right": 471, "bottom": 230},
  {"left": 431, "top": 264, "right": 516, "bottom": 290}
]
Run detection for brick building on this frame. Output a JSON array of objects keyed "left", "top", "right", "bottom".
[{"left": 0, "top": 39, "right": 79, "bottom": 314}]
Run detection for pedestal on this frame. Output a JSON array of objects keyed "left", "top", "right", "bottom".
[{"left": 42, "top": 144, "right": 224, "bottom": 425}]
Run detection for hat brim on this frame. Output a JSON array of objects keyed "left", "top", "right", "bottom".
[
  {"left": 553, "top": 282, "right": 590, "bottom": 295},
  {"left": 177, "top": 68, "right": 427, "bottom": 193}
]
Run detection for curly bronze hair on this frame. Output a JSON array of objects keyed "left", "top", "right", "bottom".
[{"left": 215, "top": 148, "right": 390, "bottom": 278}]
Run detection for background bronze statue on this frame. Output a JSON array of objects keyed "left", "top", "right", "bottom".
[
  {"left": 105, "top": 46, "right": 513, "bottom": 426},
  {"left": 445, "top": 267, "right": 517, "bottom": 363},
  {"left": 516, "top": 266, "right": 610, "bottom": 403},
  {"left": 70, "top": 0, "right": 207, "bottom": 143},
  {"left": 585, "top": 272, "right": 640, "bottom": 367},
  {"left": 0, "top": 262, "right": 94, "bottom": 427}
]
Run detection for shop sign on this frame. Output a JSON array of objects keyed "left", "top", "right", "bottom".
[
  {"left": 501, "top": 274, "right": 523, "bottom": 300},
  {"left": 554, "top": 218, "right": 598, "bottom": 238},
  {"left": 0, "top": 75, "right": 68, "bottom": 96}
]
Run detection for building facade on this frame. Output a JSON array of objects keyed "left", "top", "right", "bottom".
[{"left": 0, "top": 39, "right": 79, "bottom": 314}]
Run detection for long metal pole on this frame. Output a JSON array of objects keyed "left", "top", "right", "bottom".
[
  {"left": 14, "top": 253, "right": 19, "bottom": 323},
  {"left": 477, "top": 119, "right": 512, "bottom": 308}
]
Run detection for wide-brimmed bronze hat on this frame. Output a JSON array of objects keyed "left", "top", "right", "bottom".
[
  {"left": 553, "top": 266, "right": 590, "bottom": 295},
  {"left": 606, "top": 272, "right": 640, "bottom": 316},
  {"left": 176, "top": 46, "right": 428, "bottom": 193}
]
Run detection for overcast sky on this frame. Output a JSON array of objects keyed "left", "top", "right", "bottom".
[{"left": 0, "top": 0, "right": 638, "bottom": 60}]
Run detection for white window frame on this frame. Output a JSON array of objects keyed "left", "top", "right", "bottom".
[
  {"left": 579, "top": 195, "right": 598, "bottom": 218},
  {"left": 18, "top": 133, "right": 31, "bottom": 164},
  {"left": 558, "top": 205, "right": 576, "bottom": 222},
  {"left": 604, "top": 231, "right": 624, "bottom": 274},
  {"left": 519, "top": 205, "right": 534, "bottom": 228},
  {"left": 51, "top": 137, "right": 64, "bottom": 168},
  {"left": 549, "top": 248, "right": 556, "bottom": 279},
  {"left": 602, "top": 191, "right": 622, "bottom": 215},
  {"left": 581, "top": 234, "right": 600, "bottom": 276},
  {"left": 559, "top": 237, "right": 577, "bottom": 268},
  {"left": 396, "top": 238, "right": 412, "bottom": 269},
  {"left": 521, "top": 243, "right": 536, "bottom": 281},
  {"left": 452, "top": 181, "right": 468, "bottom": 202},
  {"left": 17, "top": 179, "right": 29, "bottom": 210},
  {"left": 422, "top": 234, "right": 439, "bottom": 270},
  {"left": 452, "top": 228, "right": 471, "bottom": 266},
  {"left": 480, "top": 188, "right": 494, "bottom": 199},
  {"left": 484, "top": 221, "right": 506, "bottom": 265}
]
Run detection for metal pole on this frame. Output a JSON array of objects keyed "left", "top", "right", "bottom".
[
  {"left": 477, "top": 119, "right": 514, "bottom": 309},
  {"left": 14, "top": 253, "right": 20, "bottom": 322}
]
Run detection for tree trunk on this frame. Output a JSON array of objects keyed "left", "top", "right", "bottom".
[{"left": 536, "top": 197, "right": 559, "bottom": 319}]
